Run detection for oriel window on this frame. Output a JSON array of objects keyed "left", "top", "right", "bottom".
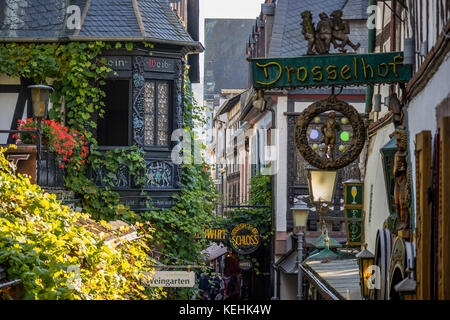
[{"left": 97, "top": 79, "right": 130, "bottom": 146}]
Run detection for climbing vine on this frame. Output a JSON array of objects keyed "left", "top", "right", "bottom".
[
  {"left": 0, "top": 41, "right": 147, "bottom": 222},
  {"left": 1, "top": 43, "right": 220, "bottom": 299}
]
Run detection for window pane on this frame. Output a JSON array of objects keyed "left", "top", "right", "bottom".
[
  {"left": 98, "top": 80, "right": 129, "bottom": 146},
  {"left": 157, "top": 82, "right": 169, "bottom": 146},
  {"left": 144, "top": 81, "right": 155, "bottom": 146}
]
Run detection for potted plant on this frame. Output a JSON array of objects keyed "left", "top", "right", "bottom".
[{"left": 13, "top": 118, "right": 89, "bottom": 170}]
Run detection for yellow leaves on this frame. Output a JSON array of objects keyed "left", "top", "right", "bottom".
[
  {"left": 39, "top": 199, "right": 50, "bottom": 210},
  {"left": 0, "top": 148, "right": 163, "bottom": 300}
]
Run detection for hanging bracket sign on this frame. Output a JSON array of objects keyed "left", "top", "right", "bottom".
[
  {"left": 251, "top": 52, "right": 412, "bottom": 89},
  {"left": 230, "top": 223, "right": 261, "bottom": 255}
]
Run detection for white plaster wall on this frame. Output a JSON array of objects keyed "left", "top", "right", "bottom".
[
  {"left": 275, "top": 96, "right": 288, "bottom": 233},
  {"left": 279, "top": 273, "right": 297, "bottom": 300},
  {"left": 407, "top": 51, "right": 450, "bottom": 229},
  {"left": 0, "top": 93, "right": 19, "bottom": 144},
  {"left": 363, "top": 123, "right": 395, "bottom": 253}
]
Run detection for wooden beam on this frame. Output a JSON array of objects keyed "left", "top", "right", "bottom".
[
  {"left": 439, "top": 117, "right": 450, "bottom": 299},
  {"left": 415, "top": 130, "right": 432, "bottom": 300},
  {"left": 0, "top": 84, "right": 21, "bottom": 93}
]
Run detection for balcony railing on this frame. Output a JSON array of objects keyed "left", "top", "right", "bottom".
[{"left": 0, "top": 129, "right": 65, "bottom": 189}]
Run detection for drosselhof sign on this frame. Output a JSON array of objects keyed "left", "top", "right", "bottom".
[{"left": 251, "top": 52, "right": 412, "bottom": 88}]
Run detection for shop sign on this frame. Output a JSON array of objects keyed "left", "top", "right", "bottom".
[
  {"left": 230, "top": 223, "right": 260, "bottom": 254},
  {"left": 194, "top": 228, "right": 228, "bottom": 241},
  {"left": 343, "top": 181, "right": 364, "bottom": 246},
  {"left": 345, "top": 208, "right": 364, "bottom": 245},
  {"left": 238, "top": 259, "right": 253, "bottom": 271},
  {"left": 251, "top": 52, "right": 412, "bottom": 89},
  {"left": 144, "top": 57, "right": 175, "bottom": 73},
  {"left": 145, "top": 271, "right": 195, "bottom": 288}
]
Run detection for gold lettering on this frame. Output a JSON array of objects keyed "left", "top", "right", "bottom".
[
  {"left": 297, "top": 66, "right": 308, "bottom": 82},
  {"left": 312, "top": 66, "right": 323, "bottom": 81},
  {"left": 377, "top": 62, "right": 389, "bottom": 77},
  {"left": 389, "top": 55, "right": 403, "bottom": 77},
  {"left": 354, "top": 57, "right": 358, "bottom": 80},
  {"left": 285, "top": 66, "right": 295, "bottom": 83},
  {"left": 340, "top": 65, "right": 352, "bottom": 80},
  {"left": 361, "top": 57, "right": 374, "bottom": 79},
  {"left": 256, "top": 62, "right": 283, "bottom": 85},
  {"left": 326, "top": 65, "right": 337, "bottom": 80}
]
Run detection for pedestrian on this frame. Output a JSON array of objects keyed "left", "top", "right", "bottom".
[
  {"left": 198, "top": 273, "right": 210, "bottom": 300},
  {"left": 224, "top": 275, "right": 240, "bottom": 300},
  {"left": 208, "top": 274, "right": 224, "bottom": 300}
]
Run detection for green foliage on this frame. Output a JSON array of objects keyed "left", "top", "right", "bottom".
[
  {"left": 89, "top": 146, "right": 149, "bottom": 188},
  {"left": 0, "top": 43, "right": 220, "bottom": 300},
  {"left": 0, "top": 147, "right": 164, "bottom": 300},
  {"left": 0, "top": 42, "right": 146, "bottom": 226},
  {"left": 224, "top": 174, "right": 273, "bottom": 246}
]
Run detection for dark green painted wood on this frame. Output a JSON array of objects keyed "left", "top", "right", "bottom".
[{"left": 251, "top": 52, "right": 412, "bottom": 88}]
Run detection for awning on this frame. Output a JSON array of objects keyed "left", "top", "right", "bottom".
[
  {"left": 201, "top": 243, "right": 228, "bottom": 261},
  {"left": 301, "top": 258, "right": 362, "bottom": 300},
  {"left": 276, "top": 250, "right": 298, "bottom": 275}
]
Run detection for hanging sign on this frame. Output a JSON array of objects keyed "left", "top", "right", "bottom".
[
  {"left": 238, "top": 259, "right": 253, "bottom": 271},
  {"left": 343, "top": 181, "right": 364, "bottom": 246},
  {"left": 230, "top": 223, "right": 261, "bottom": 254},
  {"left": 145, "top": 271, "right": 195, "bottom": 287},
  {"left": 251, "top": 52, "right": 412, "bottom": 89}
]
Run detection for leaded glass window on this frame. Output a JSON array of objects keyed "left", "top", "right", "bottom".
[{"left": 143, "top": 80, "right": 170, "bottom": 147}]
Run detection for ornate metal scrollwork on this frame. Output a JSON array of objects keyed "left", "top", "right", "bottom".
[
  {"left": 295, "top": 96, "right": 366, "bottom": 170},
  {"left": 132, "top": 56, "right": 146, "bottom": 148}
]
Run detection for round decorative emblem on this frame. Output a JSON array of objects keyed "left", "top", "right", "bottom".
[
  {"left": 295, "top": 96, "right": 366, "bottom": 170},
  {"left": 230, "top": 223, "right": 260, "bottom": 255}
]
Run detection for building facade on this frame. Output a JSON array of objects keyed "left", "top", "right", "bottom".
[{"left": 0, "top": 0, "right": 202, "bottom": 210}]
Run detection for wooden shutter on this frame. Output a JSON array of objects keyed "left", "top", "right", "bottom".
[
  {"left": 415, "top": 130, "right": 432, "bottom": 299},
  {"left": 438, "top": 117, "right": 450, "bottom": 299}
]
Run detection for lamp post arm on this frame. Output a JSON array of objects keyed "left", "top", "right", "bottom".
[{"left": 297, "top": 231, "right": 304, "bottom": 300}]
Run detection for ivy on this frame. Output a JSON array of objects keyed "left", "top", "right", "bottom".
[
  {"left": 0, "top": 147, "right": 164, "bottom": 300},
  {"left": 0, "top": 43, "right": 219, "bottom": 300}
]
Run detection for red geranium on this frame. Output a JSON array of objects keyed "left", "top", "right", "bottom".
[{"left": 16, "top": 118, "right": 89, "bottom": 170}]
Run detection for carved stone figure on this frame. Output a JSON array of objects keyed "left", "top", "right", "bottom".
[
  {"left": 393, "top": 128, "right": 410, "bottom": 231},
  {"left": 330, "top": 10, "right": 360, "bottom": 53},
  {"left": 321, "top": 112, "right": 341, "bottom": 159},
  {"left": 389, "top": 93, "right": 403, "bottom": 127},
  {"left": 316, "top": 12, "right": 333, "bottom": 54},
  {"left": 300, "top": 10, "right": 361, "bottom": 55},
  {"left": 252, "top": 89, "right": 266, "bottom": 112},
  {"left": 301, "top": 11, "right": 316, "bottom": 55}
]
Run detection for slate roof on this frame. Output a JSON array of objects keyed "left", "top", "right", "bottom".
[
  {"left": 269, "top": 0, "right": 369, "bottom": 57},
  {"left": 0, "top": 0, "right": 201, "bottom": 51}
]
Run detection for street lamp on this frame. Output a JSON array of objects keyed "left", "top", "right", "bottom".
[
  {"left": 306, "top": 166, "right": 337, "bottom": 230},
  {"left": 28, "top": 85, "right": 53, "bottom": 185},
  {"left": 291, "top": 198, "right": 309, "bottom": 300},
  {"left": 355, "top": 243, "right": 375, "bottom": 300}
]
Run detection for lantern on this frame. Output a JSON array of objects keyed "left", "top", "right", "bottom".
[
  {"left": 306, "top": 166, "right": 337, "bottom": 204},
  {"left": 28, "top": 85, "right": 53, "bottom": 119},
  {"left": 356, "top": 243, "right": 375, "bottom": 299},
  {"left": 291, "top": 199, "right": 309, "bottom": 229}
]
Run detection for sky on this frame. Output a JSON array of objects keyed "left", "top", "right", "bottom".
[{"left": 192, "top": 0, "right": 264, "bottom": 104}]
